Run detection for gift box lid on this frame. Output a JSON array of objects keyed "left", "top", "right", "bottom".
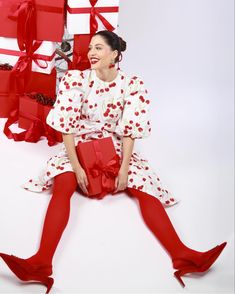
[{"left": 76, "top": 137, "right": 119, "bottom": 169}]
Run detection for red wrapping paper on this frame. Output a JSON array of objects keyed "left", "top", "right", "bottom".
[
  {"left": 76, "top": 137, "right": 121, "bottom": 199},
  {"left": 4, "top": 105, "right": 62, "bottom": 145},
  {"left": 0, "top": 67, "right": 56, "bottom": 118},
  {"left": 0, "top": 68, "right": 23, "bottom": 117},
  {"left": 0, "top": 0, "right": 65, "bottom": 42},
  {"left": 71, "top": 34, "right": 91, "bottom": 71},
  {"left": 18, "top": 95, "right": 62, "bottom": 143},
  {"left": 18, "top": 95, "right": 50, "bottom": 129},
  {"left": 25, "top": 68, "right": 57, "bottom": 96}
]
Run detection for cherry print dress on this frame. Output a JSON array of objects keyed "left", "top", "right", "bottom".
[{"left": 22, "top": 69, "right": 180, "bottom": 207}]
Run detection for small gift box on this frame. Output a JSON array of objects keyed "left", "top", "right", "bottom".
[
  {"left": 71, "top": 35, "right": 91, "bottom": 71},
  {"left": 0, "top": 37, "right": 56, "bottom": 74},
  {"left": 76, "top": 137, "right": 121, "bottom": 199},
  {"left": 25, "top": 68, "right": 57, "bottom": 96},
  {"left": 0, "top": 66, "right": 56, "bottom": 118},
  {"left": 3, "top": 93, "right": 62, "bottom": 145},
  {"left": 0, "top": 63, "right": 22, "bottom": 118},
  {"left": 0, "top": 0, "right": 65, "bottom": 42},
  {"left": 19, "top": 94, "right": 54, "bottom": 129},
  {"left": 18, "top": 93, "right": 62, "bottom": 143},
  {"left": 66, "top": 0, "right": 119, "bottom": 35}
]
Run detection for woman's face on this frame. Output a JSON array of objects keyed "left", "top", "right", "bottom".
[{"left": 87, "top": 35, "right": 118, "bottom": 70}]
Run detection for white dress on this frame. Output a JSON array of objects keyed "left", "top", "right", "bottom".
[{"left": 22, "top": 68, "right": 180, "bottom": 207}]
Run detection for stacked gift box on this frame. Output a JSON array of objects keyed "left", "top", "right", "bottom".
[
  {"left": 67, "top": 0, "right": 120, "bottom": 70},
  {"left": 0, "top": 0, "right": 120, "bottom": 146}
]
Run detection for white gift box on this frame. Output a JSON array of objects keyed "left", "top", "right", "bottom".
[
  {"left": 0, "top": 37, "right": 56, "bottom": 74},
  {"left": 66, "top": 0, "right": 119, "bottom": 35}
]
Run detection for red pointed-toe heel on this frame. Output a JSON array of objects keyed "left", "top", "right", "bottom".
[
  {"left": 172, "top": 243, "right": 223, "bottom": 269},
  {"left": 172, "top": 241, "right": 227, "bottom": 287},
  {"left": 0, "top": 253, "right": 54, "bottom": 293}
]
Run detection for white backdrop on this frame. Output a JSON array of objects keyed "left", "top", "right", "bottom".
[{"left": 0, "top": 0, "right": 234, "bottom": 293}]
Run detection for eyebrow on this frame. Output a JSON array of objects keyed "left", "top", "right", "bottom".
[{"left": 89, "top": 44, "right": 104, "bottom": 47}]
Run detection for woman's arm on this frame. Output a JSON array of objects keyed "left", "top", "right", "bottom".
[
  {"left": 62, "top": 134, "right": 82, "bottom": 171},
  {"left": 121, "top": 136, "right": 135, "bottom": 170},
  {"left": 113, "top": 136, "right": 135, "bottom": 193},
  {"left": 62, "top": 133, "right": 88, "bottom": 194}
]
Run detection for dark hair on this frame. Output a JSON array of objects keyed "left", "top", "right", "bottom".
[{"left": 93, "top": 30, "right": 127, "bottom": 63}]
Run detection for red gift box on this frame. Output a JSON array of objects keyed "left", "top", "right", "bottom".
[
  {"left": 0, "top": 67, "right": 56, "bottom": 118},
  {"left": 0, "top": 0, "right": 65, "bottom": 42},
  {"left": 66, "top": 0, "right": 119, "bottom": 35},
  {"left": 19, "top": 95, "right": 51, "bottom": 129},
  {"left": 19, "top": 68, "right": 61, "bottom": 142},
  {"left": 71, "top": 35, "right": 91, "bottom": 71},
  {"left": 25, "top": 68, "right": 57, "bottom": 96},
  {"left": 76, "top": 137, "right": 121, "bottom": 199},
  {"left": 3, "top": 94, "right": 62, "bottom": 145},
  {"left": 0, "top": 37, "right": 56, "bottom": 74},
  {"left": 18, "top": 94, "right": 62, "bottom": 143},
  {"left": 0, "top": 67, "right": 23, "bottom": 118},
  {"left": 2, "top": 65, "right": 61, "bottom": 145}
]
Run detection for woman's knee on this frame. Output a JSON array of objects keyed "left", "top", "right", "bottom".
[
  {"left": 126, "top": 187, "right": 146, "bottom": 199},
  {"left": 53, "top": 172, "right": 78, "bottom": 196},
  {"left": 126, "top": 187, "right": 158, "bottom": 202}
]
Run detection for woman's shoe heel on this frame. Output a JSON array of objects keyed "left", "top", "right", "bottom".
[
  {"left": 0, "top": 252, "right": 54, "bottom": 293},
  {"left": 174, "top": 265, "right": 199, "bottom": 287},
  {"left": 174, "top": 269, "right": 185, "bottom": 287},
  {"left": 36, "top": 275, "right": 54, "bottom": 294},
  {"left": 45, "top": 277, "right": 54, "bottom": 294},
  {"left": 172, "top": 241, "right": 227, "bottom": 287}
]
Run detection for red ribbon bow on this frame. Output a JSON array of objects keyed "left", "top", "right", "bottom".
[
  {"left": 8, "top": 40, "right": 49, "bottom": 106},
  {"left": 67, "top": 0, "right": 118, "bottom": 36},
  {"left": 89, "top": 154, "right": 120, "bottom": 193},
  {"left": 8, "top": 0, "right": 36, "bottom": 51},
  {"left": 12, "top": 40, "right": 48, "bottom": 74},
  {"left": 90, "top": 0, "right": 115, "bottom": 35},
  {"left": 89, "top": 0, "right": 116, "bottom": 35},
  {"left": 4, "top": 108, "right": 58, "bottom": 146}
]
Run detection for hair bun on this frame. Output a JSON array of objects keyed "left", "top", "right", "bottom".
[{"left": 119, "top": 36, "right": 127, "bottom": 52}]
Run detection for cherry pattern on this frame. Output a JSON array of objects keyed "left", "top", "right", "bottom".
[{"left": 22, "top": 69, "right": 179, "bottom": 207}]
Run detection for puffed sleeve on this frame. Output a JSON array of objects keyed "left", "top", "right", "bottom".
[
  {"left": 115, "top": 76, "right": 151, "bottom": 139},
  {"left": 46, "top": 70, "right": 85, "bottom": 134}
]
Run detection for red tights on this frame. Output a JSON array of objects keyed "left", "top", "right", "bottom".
[
  {"left": 25, "top": 172, "right": 201, "bottom": 267},
  {"left": 26, "top": 172, "right": 78, "bottom": 266}
]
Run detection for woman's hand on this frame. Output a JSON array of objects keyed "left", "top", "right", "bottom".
[
  {"left": 75, "top": 167, "right": 89, "bottom": 195},
  {"left": 113, "top": 165, "right": 129, "bottom": 193}
]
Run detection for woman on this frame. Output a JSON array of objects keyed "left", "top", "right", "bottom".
[{"left": 0, "top": 30, "right": 227, "bottom": 293}]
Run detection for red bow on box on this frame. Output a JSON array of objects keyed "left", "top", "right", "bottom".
[
  {"left": 4, "top": 108, "right": 59, "bottom": 146},
  {"left": 89, "top": 153, "right": 120, "bottom": 194},
  {"left": 10, "top": 41, "right": 50, "bottom": 74},
  {"left": 8, "top": 0, "right": 36, "bottom": 51},
  {"left": 3, "top": 40, "right": 51, "bottom": 107},
  {"left": 8, "top": 0, "right": 64, "bottom": 47},
  {"left": 67, "top": 0, "right": 119, "bottom": 36},
  {"left": 76, "top": 137, "right": 121, "bottom": 199}
]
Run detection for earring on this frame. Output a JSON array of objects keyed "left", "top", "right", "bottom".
[
  {"left": 109, "top": 60, "right": 115, "bottom": 69},
  {"left": 117, "top": 54, "right": 122, "bottom": 70}
]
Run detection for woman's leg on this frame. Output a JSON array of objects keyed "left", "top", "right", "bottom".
[
  {"left": 126, "top": 187, "right": 200, "bottom": 259},
  {"left": 0, "top": 171, "right": 78, "bottom": 293},
  {"left": 25, "top": 171, "right": 78, "bottom": 270},
  {"left": 126, "top": 187, "right": 226, "bottom": 274}
]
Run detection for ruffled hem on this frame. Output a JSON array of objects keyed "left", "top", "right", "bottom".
[
  {"left": 21, "top": 178, "right": 53, "bottom": 193},
  {"left": 21, "top": 177, "right": 180, "bottom": 208},
  {"left": 126, "top": 182, "right": 180, "bottom": 208}
]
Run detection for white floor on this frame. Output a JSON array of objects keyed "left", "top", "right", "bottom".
[{"left": 0, "top": 117, "right": 234, "bottom": 294}]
